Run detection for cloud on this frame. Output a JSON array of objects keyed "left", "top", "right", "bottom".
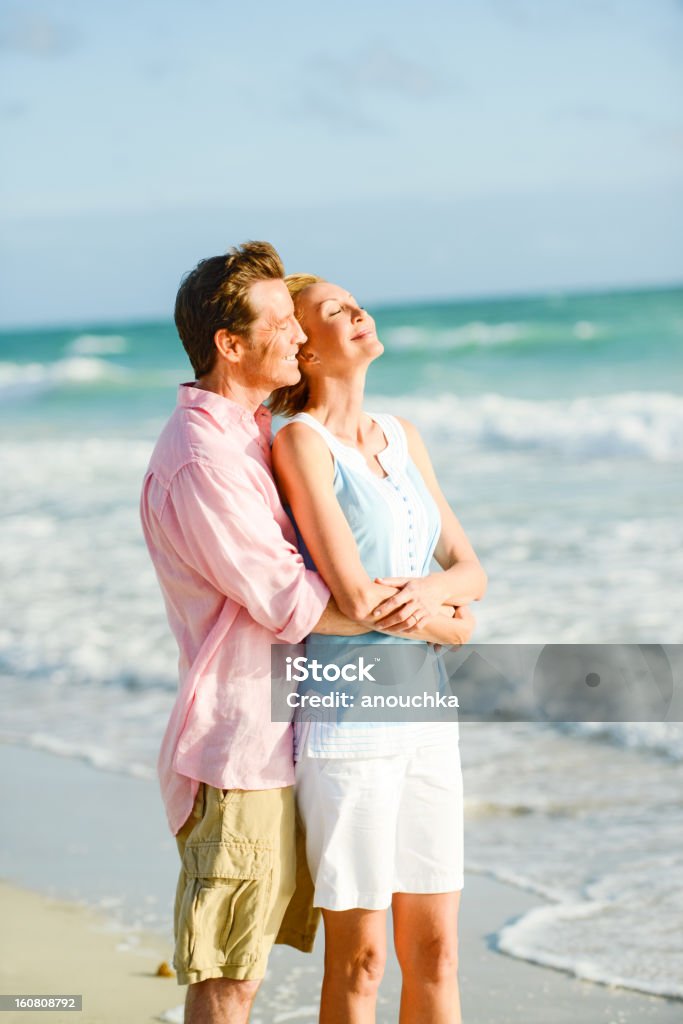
[
  {"left": 292, "top": 43, "right": 455, "bottom": 133},
  {"left": 0, "top": 11, "right": 79, "bottom": 58},
  {"left": 138, "top": 56, "right": 181, "bottom": 81},
  {"left": 641, "top": 120, "right": 683, "bottom": 152},
  {"left": 289, "top": 89, "right": 385, "bottom": 134},
  {"left": 552, "top": 103, "right": 683, "bottom": 151},
  {"left": 0, "top": 99, "right": 29, "bottom": 119},
  {"left": 309, "top": 45, "right": 448, "bottom": 102},
  {"left": 553, "top": 103, "right": 627, "bottom": 124},
  {"left": 486, "top": 0, "right": 616, "bottom": 31}
]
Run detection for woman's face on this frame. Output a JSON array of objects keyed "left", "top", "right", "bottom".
[{"left": 295, "top": 282, "right": 384, "bottom": 375}]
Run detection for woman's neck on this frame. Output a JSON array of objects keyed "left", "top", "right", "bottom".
[{"left": 304, "top": 369, "right": 369, "bottom": 444}]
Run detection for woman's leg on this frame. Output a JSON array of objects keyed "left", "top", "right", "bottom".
[
  {"left": 319, "top": 907, "right": 388, "bottom": 1024},
  {"left": 393, "top": 891, "right": 462, "bottom": 1024}
]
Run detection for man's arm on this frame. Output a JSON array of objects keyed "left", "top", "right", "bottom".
[
  {"left": 157, "top": 460, "right": 330, "bottom": 644},
  {"left": 311, "top": 596, "right": 369, "bottom": 636}
]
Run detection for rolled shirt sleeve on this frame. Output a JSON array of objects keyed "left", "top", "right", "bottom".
[{"left": 163, "top": 460, "right": 330, "bottom": 643}]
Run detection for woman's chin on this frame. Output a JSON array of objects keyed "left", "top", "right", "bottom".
[{"left": 354, "top": 343, "right": 384, "bottom": 368}]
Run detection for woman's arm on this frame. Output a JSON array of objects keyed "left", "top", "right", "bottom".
[
  {"left": 271, "top": 422, "right": 465, "bottom": 643},
  {"left": 372, "top": 417, "right": 487, "bottom": 630},
  {"left": 272, "top": 422, "right": 395, "bottom": 621}
]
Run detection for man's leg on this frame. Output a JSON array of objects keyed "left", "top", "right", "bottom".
[
  {"left": 172, "top": 784, "right": 301, "bottom": 1018},
  {"left": 185, "top": 976, "right": 260, "bottom": 1024}
]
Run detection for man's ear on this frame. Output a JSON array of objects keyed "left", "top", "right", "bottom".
[{"left": 214, "top": 328, "right": 246, "bottom": 364}]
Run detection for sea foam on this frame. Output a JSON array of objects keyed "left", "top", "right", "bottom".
[
  {"left": 463, "top": 722, "right": 683, "bottom": 1000},
  {"left": 0, "top": 357, "right": 129, "bottom": 398},
  {"left": 370, "top": 390, "right": 683, "bottom": 462},
  {"left": 66, "top": 334, "right": 128, "bottom": 355}
]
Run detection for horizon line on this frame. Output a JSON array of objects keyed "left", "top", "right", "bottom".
[{"left": 1, "top": 276, "right": 681, "bottom": 335}]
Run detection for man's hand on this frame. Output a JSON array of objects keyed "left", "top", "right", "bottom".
[{"left": 452, "top": 604, "right": 475, "bottom": 643}]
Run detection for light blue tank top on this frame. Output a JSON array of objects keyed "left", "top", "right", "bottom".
[{"left": 284, "top": 411, "right": 458, "bottom": 758}]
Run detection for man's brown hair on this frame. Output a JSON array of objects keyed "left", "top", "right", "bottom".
[{"left": 174, "top": 241, "right": 285, "bottom": 379}]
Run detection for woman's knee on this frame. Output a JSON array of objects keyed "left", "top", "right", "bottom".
[
  {"left": 325, "top": 943, "right": 387, "bottom": 995},
  {"left": 397, "top": 933, "right": 459, "bottom": 983}
]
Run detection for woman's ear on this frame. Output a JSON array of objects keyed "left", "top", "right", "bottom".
[{"left": 298, "top": 346, "right": 320, "bottom": 365}]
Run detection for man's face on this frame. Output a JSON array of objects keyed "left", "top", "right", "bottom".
[{"left": 239, "top": 279, "right": 306, "bottom": 391}]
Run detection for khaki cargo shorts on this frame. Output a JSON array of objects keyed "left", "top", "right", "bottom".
[{"left": 173, "top": 783, "right": 320, "bottom": 985}]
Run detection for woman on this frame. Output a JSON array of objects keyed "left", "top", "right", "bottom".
[{"left": 270, "top": 276, "right": 487, "bottom": 1024}]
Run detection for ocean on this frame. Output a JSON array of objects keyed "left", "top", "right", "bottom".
[{"left": 1, "top": 283, "right": 682, "bottom": 999}]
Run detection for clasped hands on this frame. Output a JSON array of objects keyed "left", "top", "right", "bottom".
[{"left": 362, "top": 573, "right": 475, "bottom": 641}]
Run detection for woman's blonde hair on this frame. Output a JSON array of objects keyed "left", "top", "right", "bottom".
[{"left": 268, "top": 273, "right": 325, "bottom": 417}]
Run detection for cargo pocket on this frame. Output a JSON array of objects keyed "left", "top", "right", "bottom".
[{"left": 179, "top": 840, "right": 273, "bottom": 970}]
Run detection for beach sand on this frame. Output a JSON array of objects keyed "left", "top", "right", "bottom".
[
  {"left": 0, "top": 743, "right": 680, "bottom": 1023},
  {"left": 0, "top": 882, "right": 177, "bottom": 1024}
]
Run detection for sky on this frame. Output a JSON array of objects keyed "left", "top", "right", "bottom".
[{"left": 1, "top": 0, "right": 682, "bottom": 326}]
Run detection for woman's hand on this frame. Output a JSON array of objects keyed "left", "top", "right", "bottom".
[
  {"left": 369, "top": 574, "right": 449, "bottom": 631},
  {"left": 379, "top": 602, "right": 475, "bottom": 646}
]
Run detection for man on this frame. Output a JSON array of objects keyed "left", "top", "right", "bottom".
[{"left": 140, "top": 242, "right": 369, "bottom": 1023}]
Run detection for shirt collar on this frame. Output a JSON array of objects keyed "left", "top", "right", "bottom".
[{"left": 178, "top": 382, "right": 272, "bottom": 439}]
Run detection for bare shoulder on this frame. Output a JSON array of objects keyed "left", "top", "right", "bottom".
[
  {"left": 272, "top": 420, "right": 333, "bottom": 474},
  {"left": 394, "top": 415, "right": 430, "bottom": 460},
  {"left": 394, "top": 415, "right": 421, "bottom": 444},
  {"left": 273, "top": 419, "right": 325, "bottom": 453}
]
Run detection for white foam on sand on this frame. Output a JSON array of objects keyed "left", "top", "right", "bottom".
[
  {"left": 462, "top": 722, "right": 683, "bottom": 1000},
  {"left": 156, "top": 1006, "right": 184, "bottom": 1023},
  {"left": 496, "top": 896, "right": 683, "bottom": 999}
]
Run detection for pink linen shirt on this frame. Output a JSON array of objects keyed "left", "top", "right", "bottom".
[{"left": 140, "top": 383, "right": 330, "bottom": 835}]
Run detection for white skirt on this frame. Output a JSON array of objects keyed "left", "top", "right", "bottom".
[{"left": 295, "top": 742, "right": 464, "bottom": 911}]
